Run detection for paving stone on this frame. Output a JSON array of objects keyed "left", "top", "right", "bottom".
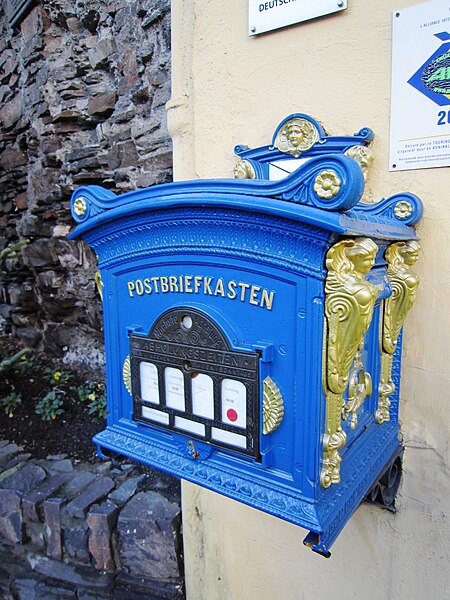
[
  {"left": 0, "top": 463, "right": 46, "bottom": 495},
  {"left": 1, "top": 454, "right": 32, "bottom": 473},
  {"left": 108, "top": 475, "right": 145, "bottom": 507},
  {"left": 115, "top": 572, "right": 185, "bottom": 600},
  {"left": 86, "top": 501, "right": 119, "bottom": 571},
  {"left": 26, "top": 521, "right": 46, "bottom": 551},
  {"left": 10, "top": 578, "right": 40, "bottom": 600},
  {"left": 66, "top": 476, "right": 115, "bottom": 519},
  {"left": 119, "top": 463, "right": 135, "bottom": 473},
  {"left": 94, "top": 460, "right": 112, "bottom": 475},
  {"left": 43, "top": 497, "right": 64, "bottom": 560},
  {"left": 23, "top": 472, "right": 72, "bottom": 522},
  {"left": 63, "top": 524, "right": 90, "bottom": 563},
  {"left": 12, "top": 576, "right": 77, "bottom": 599},
  {"left": 65, "top": 471, "right": 96, "bottom": 496},
  {"left": 46, "top": 454, "right": 68, "bottom": 460},
  {"left": 77, "top": 591, "right": 112, "bottom": 600},
  {"left": 0, "top": 463, "right": 25, "bottom": 484},
  {"left": 0, "top": 582, "right": 12, "bottom": 600},
  {"left": 116, "top": 492, "right": 181, "bottom": 581},
  {"left": 46, "top": 459, "right": 74, "bottom": 473},
  {"left": 0, "top": 488, "right": 23, "bottom": 543},
  {"left": 0, "top": 443, "right": 22, "bottom": 467},
  {"left": 27, "top": 553, "right": 114, "bottom": 591}
]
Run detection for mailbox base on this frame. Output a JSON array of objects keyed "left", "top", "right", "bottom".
[
  {"left": 364, "top": 451, "right": 403, "bottom": 512},
  {"left": 93, "top": 420, "right": 403, "bottom": 555},
  {"left": 305, "top": 445, "right": 403, "bottom": 557}
]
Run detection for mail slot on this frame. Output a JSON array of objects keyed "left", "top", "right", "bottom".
[
  {"left": 69, "top": 114, "right": 423, "bottom": 556},
  {"left": 129, "top": 307, "right": 261, "bottom": 458}
]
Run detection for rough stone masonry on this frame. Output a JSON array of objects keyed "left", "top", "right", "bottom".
[
  {"left": 0, "top": 439, "right": 183, "bottom": 598},
  {"left": 0, "top": 0, "right": 173, "bottom": 374}
]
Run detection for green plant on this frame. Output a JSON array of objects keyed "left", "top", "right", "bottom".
[
  {"left": 0, "top": 392, "right": 22, "bottom": 417},
  {"left": 25, "top": 354, "right": 47, "bottom": 375},
  {"left": 0, "top": 348, "right": 30, "bottom": 377},
  {"left": 35, "top": 390, "right": 65, "bottom": 421},
  {"left": 0, "top": 239, "right": 29, "bottom": 264},
  {"left": 45, "top": 366, "right": 71, "bottom": 385},
  {"left": 77, "top": 381, "right": 107, "bottom": 419}
]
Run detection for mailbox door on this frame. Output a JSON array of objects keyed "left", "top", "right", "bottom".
[{"left": 91, "top": 203, "right": 330, "bottom": 502}]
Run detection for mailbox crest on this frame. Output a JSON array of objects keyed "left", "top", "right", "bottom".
[{"left": 70, "top": 114, "right": 423, "bottom": 556}]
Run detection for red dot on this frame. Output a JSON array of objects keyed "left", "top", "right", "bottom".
[{"left": 227, "top": 408, "right": 238, "bottom": 422}]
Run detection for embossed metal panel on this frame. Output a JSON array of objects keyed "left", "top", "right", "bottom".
[{"left": 130, "top": 307, "right": 261, "bottom": 458}]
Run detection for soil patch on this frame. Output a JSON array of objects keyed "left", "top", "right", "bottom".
[{"left": 0, "top": 337, "right": 105, "bottom": 462}]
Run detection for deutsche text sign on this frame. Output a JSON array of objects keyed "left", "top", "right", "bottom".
[{"left": 248, "top": 0, "right": 347, "bottom": 36}]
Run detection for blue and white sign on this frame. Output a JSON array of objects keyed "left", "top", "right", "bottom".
[
  {"left": 248, "top": 0, "right": 347, "bottom": 36},
  {"left": 390, "top": 1, "right": 450, "bottom": 171}
]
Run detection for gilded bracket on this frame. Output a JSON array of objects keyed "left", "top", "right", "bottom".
[
  {"left": 342, "top": 342, "right": 372, "bottom": 429},
  {"left": 321, "top": 238, "right": 378, "bottom": 488},
  {"left": 262, "top": 376, "right": 284, "bottom": 435},
  {"left": 274, "top": 116, "right": 319, "bottom": 157},
  {"left": 234, "top": 159, "right": 256, "bottom": 179},
  {"left": 123, "top": 355, "right": 131, "bottom": 395},
  {"left": 376, "top": 241, "right": 420, "bottom": 424}
]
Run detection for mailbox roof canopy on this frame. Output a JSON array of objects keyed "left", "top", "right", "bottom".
[{"left": 70, "top": 113, "right": 423, "bottom": 242}]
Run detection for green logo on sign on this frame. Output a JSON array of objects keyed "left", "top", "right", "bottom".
[{"left": 422, "top": 50, "right": 450, "bottom": 97}]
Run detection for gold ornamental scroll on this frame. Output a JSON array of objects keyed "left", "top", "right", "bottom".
[
  {"left": 376, "top": 241, "right": 420, "bottom": 424},
  {"left": 321, "top": 238, "right": 378, "bottom": 488}
]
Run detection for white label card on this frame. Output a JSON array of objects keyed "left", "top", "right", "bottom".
[
  {"left": 211, "top": 427, "right": 247, "bottom": 449},
  {"left": 165, "top": 367, "right": 185, "bottom": 411},
  {"left": 221, "top": 379, "right": 247, "bottom": 429},
  {"left": 175, "top": 416, "right": 206, "bottom": 437},
  {"left": 192, "top": 373, "right": 215, "bottom": 419},
  {"left": 140, "top": 362, "right": 160, "bottom": 404},
  {"left": 142, "top": 406, "right": 170, "bottom": 425}
]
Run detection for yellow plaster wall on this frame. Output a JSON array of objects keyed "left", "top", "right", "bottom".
[{"left": 167, "top": 1, "right": 450, "bottom": 598}]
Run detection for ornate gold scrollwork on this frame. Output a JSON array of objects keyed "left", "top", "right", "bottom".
[
  {"left": 344, "top": 145, "right": 375, "bottom": 204},
  {"left": 321, "top": 238, "right": 378, "bottom": 488},
  {"left": 342, "top": 342, "right": 372, "bottom": 429},
  {"left": 314, "top": 170, "right": 341, "bottom": 199},
  {"left": 394, "top": 201, "right": 413, "bottom": 220},
  {"left": 345, "top": 145, "right": 374, "bottom": 185},
  {"left": 274, "top": 117, "right": 319, "bottom": 158},
  {"left": 73, "top": 197, "right": 87, "bottom": 217},
  {"left": 234, "top": 159, "right": 256, "bottom": 179},
  {"left": 262, "top": 376, "right": 284, "bottom": 435},
  {"left": 376, "top": 240, "right": 420, "bottom": 424},
  {"left": 123, "top": 356, "right": 131, "bottom": 395}
]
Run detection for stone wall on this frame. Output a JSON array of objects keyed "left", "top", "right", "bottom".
[
  {"left": 0, "top": 439, "right": 183, "bottom": 599},
  {"left": 0, "top": 0, "right": 172, "bottom": 373}
]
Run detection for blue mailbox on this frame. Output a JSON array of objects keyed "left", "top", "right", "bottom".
[{"left": 69, "top": 114, "right": 422, "bottom": 556}]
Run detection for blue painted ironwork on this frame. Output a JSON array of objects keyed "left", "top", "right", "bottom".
[
  {"left": 234, "top": 112, "right": 374, "bottom": 180},
  {"left": 69, "top": 115, "right": 423, "bottom": 556}
]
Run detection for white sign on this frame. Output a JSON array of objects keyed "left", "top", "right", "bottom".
[
  {"left": 221, "top": 379, "right": 247, "bottom": 429},
  {"left": 192, "top": 373, "right": 215, "bottom": 420},
  {"left": 248, "top": 0, "right": 347, "bottom": 36},
  {"left": 390, "top": 1, "right": 450, "bottom": 171},
  {"left": 140, "top": 362, "right": 159, "bottom": 404},
  {"left": 164, "top": 367, "right": 185, "bottom": 411}
]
